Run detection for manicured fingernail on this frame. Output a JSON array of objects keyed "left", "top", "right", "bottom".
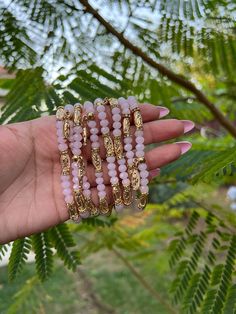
[
  {"left": 175, "top": 141, "right": 192, "bottom": 155},
  {"left": 149, "top": 168, "right": 161, "bottom": 180},
  {"left": 156, "top": 106, "right": 170, "bottom": 118},
  {"left": 182, "top": 120, "right": 195, "bottom": 133}
]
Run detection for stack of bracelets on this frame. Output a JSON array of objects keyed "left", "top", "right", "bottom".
[{"left": 56, "top": 96, "right": 149, "bottom": 223}]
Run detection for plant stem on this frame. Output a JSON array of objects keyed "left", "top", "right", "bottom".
[
  {"left": 77, "top": 0, "right": 236, "bottom": 138},
  {"left": 111, "top": 247, "right": 177, "bottom": 314}
]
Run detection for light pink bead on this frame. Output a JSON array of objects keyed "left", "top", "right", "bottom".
[
  {"left": 124, "top": 137, "right": 132, "bottom": 144},
  {"left": 101, "top": 127, "right": 109, "bottom": 134},
  {"left": 65, "top": 104, "right": 74, "bottom": 114},
  {"left": 122, "top": 178, "right": 130, "bottom": 186},
  {"left": 74, "top": 126, "right": 82, "bottom": 133},
  {"left": 88, "top": 120, "right": 96, "bottom": 128},
  {"left": 126, "top": 151, "right": 134, "bottom": 158},
  {"left": 83, "top": 182, "right": 90, "bottom": 190},
  {"left": 118, "top": 165, "right": 127, "bottom": 172},
  {"left": 118, "top": 159, "right": 125, "bottom": 165},
  {"left": 90, "top": 128, "right": 98, "bottom": 134},
  {"left": 73, "top": 133, "right": 82, "bottom": 141},
  {"left": 120, "top": 172, "right": 128, "bottom": 179},
  {"left": 136, "top": 150, "right": 145, "bottom": 158},
  {"left": 98, "top": 111, "right": 106, "bottom": 120},
  {"left": 113, "top": 129, "right": 121, "bottom": 136},
  {"left": 107, "top": 156, "right": 115, "bottom": 163},
  {"left": 136, "top": 136, "right": 144, "bottom": 144},
  {"left": 111, "top": 177, "right": 119, "bottom": 185},
  {"left": 73, "top": 184, "right": 79, "bottom": 190},
  {"left": 127, "top": 158, "right": 133, "bottom": 165},
  {"left": 63, "top": 188, "right": 72, "bottom": 196},
  {"left": 140, "top": 170, "right": 149, "bottom": 178},
  {"left": 80, "top": 211, "right": 90, "bottom": 219},
  {"left": 127, "top": 96, "right": 137, "bottom": 105},
  {"left": 83, "top": 176, "right": 88, "bottom": 183},
  {"left": 56, "top": 121, "right": 63, "bottom": 129},
  {"left": 61, "top": 175, "right": 70, "bottom": 181},
  {"left": 91, "top": 134, "right": 99, "bottom": 142},
  {"left": 95, "top": 172, "right": 103, "bottom": 178},
  {"left": 141, "top": 179, "right": 149, "bottom": 186},
  {"left": 123, "top": 108, "right": 129, "bottom": 114},
  {"left": 84, "top": 189, "right": 91, "bottom": 197},
  {"left": 97, "top": 184, "right": 105, "bottom": 191},
  {"left": 113, "top": 114, "right": 121, "bottom": 122},
  {"left": 58, "top": 143, "right": 67, "bottom": 151},
  {"left": 73, "top": 148, "right": 81, "bottom": 155},
  {"left": 108, "top": 163, "right": 116, "bottom": 170},
  {"left": 140, "top": 186, "right": 149, "bottom": 194},
  {"left": 98, "top": 191, "right": 106, "bottom": 198},
  {"left": 92, "top": 142, "right": 99, "bottom": 149},
  {"left": 72, "top": 169, "right": 78, "bottom": 177},
  {"left": 135, "top": 130, "right": 144, "bottom": 137},
  {"left": 73, "top": 142, "right": 82, "bottom": 149},
  {"left": 94, "top": 98, "right": 103, "bottom": 104},
  {"left": 100, "top": 119, "right": 109, "bottom": 127},
  {"left": 138, "top": 163, "right": 147, "bottom": 171},
  {"left": 115, "top": 204, "right": 124, "bottom": 213},
  {"left": 109, "top": 170, "right": 117, "bottom": 177},
  {"left": 65, "top": 195, "right": 73, "bottom": 204},
  {"left": 56, "top": 128, "right": 63, "bottom": 137},
  {"left": 97, "top": 104, "right": 105, "bottom": 112},
  {"left": 58, "top": 136, "right": 65, "bottom": 144},
  {"left": 136, "top": 144, "right": 145, "bottom": 151},
  {"left": 84, "top": 101, "right": 94, "bottom": 112},
  {"left": 62, "top": 181, "right": 70, "bottom": 188},
  {"left": 72, "top": 177, "right": 79, "bottom": 184},
  {"left": 112, "top": 107, "right": 120, "bottom": 114},
  {"left": 113, "top": 122, "right": 121, "bottom": 129},
  {"left": 96, "top": 177, "right": 103, "bottom": 185},
  {"left": 124, "top": 144, "right": 132, "bottom": 151}
]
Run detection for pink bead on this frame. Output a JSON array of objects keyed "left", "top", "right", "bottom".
[
  {"left": 98, "top": 191, "right": 106, "bottom": 198},
  {"left": 96, "top": 177, "right": 103, "bottom": 185},
  {"left": 84, "top": 189, "right": 91, "bottom": 197},
  {"left": 91, "top": 134, "right": 99, "bottom": 142},
  {"left": 58, "top": 136, "right": 65, "bottom": 144},
  {"left": 115, "top": 204, "right": 124, "bottom": 213},
  {"left": 92, "top": 142, "right": 99, "bottom": 149},
  {"left": 124, "top": 144, "right": 132, "bottom": 151},
  {"left": 73, "top": 133, "right": 82, "bottom": 141},
  {"left": 90, "top": 128, "right": 98, "bottom": 134},
  {"left": 109, "top": 170, "right": 117, "bottom": 177},
  {"left": 61, "top": 175, "right": 70, "bottom": 182},
  {"left": 72, "top": 169, "right": 78, "bottom": 177},
  {"left": 127, "top": 158, "right": 133, "bottom": 165},
  {"left": 141, "top": 179, "right": 149, "bottom": 186},
  {"left": 63, "top": 188, "right": 72, "bottom": 196},
  {"left": 138, "top": 163, "right": 147, "bottom": 171},
  {"left": 108, "top": 163, "right": 116, "bottom": 170},
  {"left": 124, "top": 137, "right": 132, "bottom": 144},
  {"left": 100, "top": 119, "right": 109, "bottom": 127},
  {"left": 80, "top": 211, "right": 90, "bottom": 219},
  {"left": 113, "top": 129, "right": 121, "bottom": 136},
  {"left": 127, "top": 96, "right": 137, "bottom": 105},
  {"left": 83, "top": 176, "right": 88, "bottom": 183},
  {"left": 136, "top": 150, "right": 145, "bottom": 157},
  {"left": 101, "top": 127, "right": 109, "bottom": 134},
  {"left": 95, "top": 172, "right": 103, "bottom": 178},
  {"left": 65, "top": 104, "right": 74, "bottom": 114},
  {"left": 118, "top": 158, "right": 125, "bottom": 165},
  {"left": 58, "top": 143, "right": 67, "bottom": 151},
  {"left": 56, "top": 121, "right": 63, "bottom": 129},
  {"left": 88, "top": 120, "right": 96, "bottom": 128},
  {"left": 126, "top": 151, "right": 134, "bottom": 158},
  {"left": 72, "top": 177, "right": 79, "bottom": 184},
  {"left": 65, "top": 195, "right": 73, "bottom": 204},
  {"left": 62, "top": 181, "right": 70, "bottom": 188},
  {"left": 112, "top": 107, "right": 120, "bottom": 114},
  {"left": 83, "top": 182, "right": 90, "bottom": 190},
  {"left": 123, "top": 108, "right": 129, "bottom": 115},
  {"left": 140, "top": 186, "right": 149, "bottom": 194},
  {"left": 73, "top": 142, "right": 82, "bottom": 149},
  {"left": 118, "top": 165, "right": 127, "bottom": 172},
  {"left": 94, "top": 98, "right": 103, "bottom": 104},
  {"left": 73, "top": 184, "right": 79, "bottom": 190},
  {"left": 98, "top": 111, "right": 106, "bottom": 120},
  {"left": 136, "top": 144, "right": 145, "bottom": 151},
  {"left": 97, "top": 104, "right": 105, "bottom": 112},
  {"left": 135, "top": 130, "right": 144, "bottom": 137},
  {"left": 84, "top": 101, "right": 94, "bottom": 112},
  {"left": 74, "top": 126, "right": 82, "bottom": 133},
  {"left": 56, "top": 128, "right": 63, "bottom": 137},
  {"left": 113, "top": 114, "right": 121, "bottom": 122},
  {"left": 107, "top": 156, "right": 116, "bottom": 163},
  {"left": 111, "top": 177, "right": 118, "bottom": 185},
  {"left": 136, "top": 136, "right": 144, "bottom": 144},
  {"left": 113, "top": 122, "right": 121, "bottom": 129},
  {"left": 98, "top": 184, "right": 105, "bottom": 191},
  {"left": 120, "top": 172, "right": 128, "bottom": 179},
  {"left": 140, "top": 170, "right": 149, "bottom": 178},
  {"left": 122, "top": 178, "right": 130, "bottom": 186},
  {"left": 73, "top": 148, "right": 81, "bottom": 155}
]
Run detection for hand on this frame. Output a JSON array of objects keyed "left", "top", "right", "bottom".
[{"left": 0, "top": 104, "right": 193, "bottom": 244}]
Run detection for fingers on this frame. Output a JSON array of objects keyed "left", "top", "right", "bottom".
[
  {"left": 82, "top": 119, "right": 185, "bottom": 161},
  {"left": 86, "top": 142, "right": 191, "bottom": 187}
]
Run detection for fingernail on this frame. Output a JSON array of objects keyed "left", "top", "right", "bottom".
[
  {"left": 175, "top": 141, "right": 192, "bottom": 155},
  {"left": 156, "top": 106, "right": 170, "bottom": 118},
  {"left": 182, "top": 120, "right": 195, "bottom": 133},
  {"left": 149, "top": 168, "right": 161, "bottom": 180}
]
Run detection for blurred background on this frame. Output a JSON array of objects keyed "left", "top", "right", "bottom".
[{"left": 0, "top": 1, "right": 236, "bottom": 313}]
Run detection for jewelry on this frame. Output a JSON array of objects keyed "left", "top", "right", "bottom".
[
  {"left": 127, "top": 96, "right": 149, "bottom": 211},
  {"left": 56, "top": 104, "right": 81, "bottom": 223}
]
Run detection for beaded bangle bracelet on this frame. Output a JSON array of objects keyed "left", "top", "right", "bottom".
[
  {"left": 127, "top": 96, "right": 149, "bottom": 210},
  {"left": 84, "top": 100, "right": 110, "bottom": 216},
  {"left": 56, "top": 105, "right": 80, "bottom": 222}
]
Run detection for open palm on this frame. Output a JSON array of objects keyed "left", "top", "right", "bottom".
[{"left": 0, "top": 104, "right": 193, "bottom": 244}]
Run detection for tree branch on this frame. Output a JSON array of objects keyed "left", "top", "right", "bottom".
[{"left": 78, "top": 0, "right": 236, "bottom": 138}]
